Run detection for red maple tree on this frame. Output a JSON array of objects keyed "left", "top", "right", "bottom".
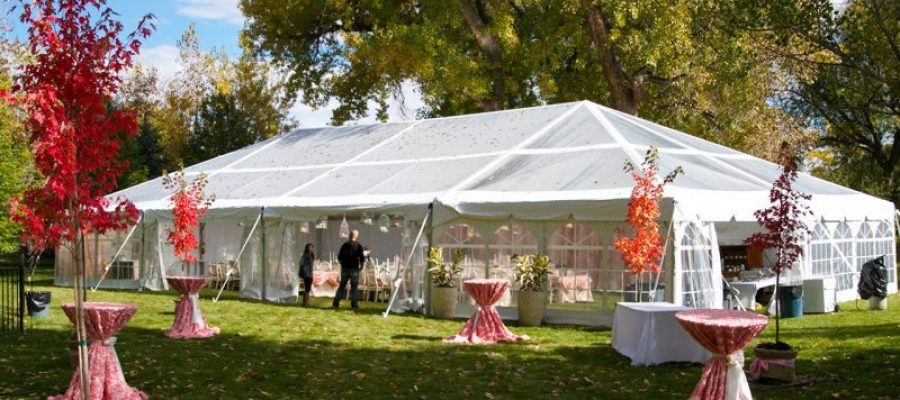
[
  {"left": 615, "top": 147, "right": 682, "bottom": 287},
  {"left": 745, "top": 142, "right": 811, "bottom": 344},
  {"left": 2, "top": 1, "right": 153, "bottom": 397},
  {"left": 163, "top": 169, "right": 214, "bottom": 264}
]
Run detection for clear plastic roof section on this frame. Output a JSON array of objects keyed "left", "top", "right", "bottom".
[{"left": 113, "top": 100, "right": 869, "bottom": 211}]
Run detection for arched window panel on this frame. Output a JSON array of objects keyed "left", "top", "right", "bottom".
[
  {"left": 832, "top": 222, "right": 856, "bottom": 292},
  {"left": 874, "top": 221, "right": 897, "bottom": 284},
  {"left": 809, "top": 223, "right": 834, "bottom": 278},
  {"left": 678, "top": 222, "right": 717, "bottom": 309},
  {"left": 547, "top": 223, "right": 603, "bottom": 310},
  {"left": 489, "top": 223, "right": 538, "bottom": 307},
  {"left": 436, "top": 223, "right": 487, "bottom": 282}
]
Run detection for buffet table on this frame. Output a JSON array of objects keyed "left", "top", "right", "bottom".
[{"left": 612, "top": 302, "right": 711, "bottom": 366}]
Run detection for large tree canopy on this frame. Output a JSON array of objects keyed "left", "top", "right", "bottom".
[
  {"left": 241, "top": 0, "right": 802, "bottom": 159},
  {"left": 729, "top": 0, "right": 900, "bottom": 205}
]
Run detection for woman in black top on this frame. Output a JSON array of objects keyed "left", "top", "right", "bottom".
[{"left": 299, "top": 243, "right": 315, "bottom": 307}]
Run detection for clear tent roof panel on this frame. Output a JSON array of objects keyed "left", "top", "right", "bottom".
[
  {"left": 729, "top": 158, "right": 856, "bottom": 195},
  {"left": 182, "top": 138, "right": 274, "bottom": 173},
  {"left": 466, "top": 149, "right": 635, "bottom": 192},
  {"left": 228, "top": 123, "right": 415, "bottom": 170},
  {"left": 355, "top": 103, "right": 578, "bottom": 163},
  {"left": 363, "top": 156, "right": 497, "bottom": 195},
  {"left": 525, "top": 107, "right": 617, "bottom": 149},
  {"left": 599, "top": 106, "right": 744, "bottom": 156},
  {"left": 600, "top": 110, "right": 689, "bottom": 149},
  {"left": 223, "top": 168, "right": 331, "bottom": 199},
  {"left": 660, "top": 153, "right": 767, "bottom": 191}
]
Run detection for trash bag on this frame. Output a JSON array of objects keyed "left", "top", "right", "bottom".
[
  {"left": 25, "top": 291, "right": 51, "bottom": 313},
  {"left": 858, "top": 256, "right": 888, "bottom": 300}
]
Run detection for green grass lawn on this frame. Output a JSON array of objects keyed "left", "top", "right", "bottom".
[{"left": 2, "top": 273, "right": 898, "bottom": 399}]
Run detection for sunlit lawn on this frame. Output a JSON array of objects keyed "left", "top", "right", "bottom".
[{"left": 1, "top": 270, "right": 898, "bottom": 399}]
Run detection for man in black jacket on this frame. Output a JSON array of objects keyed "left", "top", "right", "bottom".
[{"left": 332, "top": 229, "right": 367, "bottom": 309}]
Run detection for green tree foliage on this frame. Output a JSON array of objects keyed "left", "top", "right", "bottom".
[
  {"left": 732, "top": 0, "right": 899, "bottom": 204},
  {"left": 150, "top": 25, "right": 294, "bottom": 168},
  {"left": 0, "top": 74, "right": 33, "bottom": 254},
  {"left": 240, "top": 0, "right": 801, "bottom": 159}
]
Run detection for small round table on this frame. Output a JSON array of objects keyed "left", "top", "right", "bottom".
[
  {"left": 165, "top": 276, "right": 220, "bottom": 339},
  {"left": 50, "top": 302, "right": 146, "bottom": 400},
  {"left": 675, "top": 309, "right": 769, "bottom": 400},
  {"left": 444, "top": 278, "right": 527, "bottom": 344}
]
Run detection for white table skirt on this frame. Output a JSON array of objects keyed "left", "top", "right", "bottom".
[{"left": 611, "top": 302, "right": 711, "bottom": 366}]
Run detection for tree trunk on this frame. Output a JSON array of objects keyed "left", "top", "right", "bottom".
[
  {"left": 579, "top": 0, "right": 642, "bottom": 114},
  {"left": 775, "top": 271, "right": 781, "bottom": 344},
  {"left": 457, "top": 0, "right": 506, "bottom": 111},
  {"left": 73, "top": 229, "right": 91, "bottom": 400}
]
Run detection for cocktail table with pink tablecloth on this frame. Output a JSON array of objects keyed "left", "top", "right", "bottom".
[
  {"left": 612, "top": 302, "right": 711, "bottom": 366},
  {"left": 165, "top": 276, "right": 220, "bottom": 339},
  {"left": 49, "top": 302, "right": 146, "bottom": 400},
  {"left": 444, "top": 279, "right": 528, "bottom": 344},
  {"left": 676, "top": 309, "right": 769, "bottom": 400}
]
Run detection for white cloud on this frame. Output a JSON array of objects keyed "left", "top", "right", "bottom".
[
  {"left": 136, "top": 44, "right": 181, "bottom": 82},
  {"left": 176, "top": 0, "right": 244, "bottom": 26}
]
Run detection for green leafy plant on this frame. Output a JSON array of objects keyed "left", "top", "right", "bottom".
[
  {"left": 514, "top": 254, "right": 551, "bottom": 292},
  {"left": 427, "top": 247, "right": 464, "bottom": 288}
]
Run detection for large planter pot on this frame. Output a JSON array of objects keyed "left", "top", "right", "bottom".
[
  {"left": 431, "top": 286, "right": 458, "bottom": 319},
  {"left": 753, "top": 346, "right": 798, "bottom": 382},
  {"left": 517, "top": 290, "right": 546, "bottom": 326},
  {"left": 868, "top": 296, "right": 888, "bottom": 310}
]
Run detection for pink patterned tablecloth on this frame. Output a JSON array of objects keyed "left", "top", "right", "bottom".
[
  {"left": 165, "top": 276, "right": 220, "bottom": 339},
  {"left": 676, "top": 309, "right": 769, "bottom": 400},
  {"left": 49, "top": 302, "right": 146, "bottom": 400},
  {"left": 444, "top": 279, "right": 528, "bottom": 344}
]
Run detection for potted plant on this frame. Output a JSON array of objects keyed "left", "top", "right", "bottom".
[
  {"left": 746, "top": 142, "right": 811, "bottom": 383},
  {"left": 427, "top": 247, "right": 463, "bottom": 319},
  {"left": 514, "top": 254, "right": 551, "bottom": 326}
]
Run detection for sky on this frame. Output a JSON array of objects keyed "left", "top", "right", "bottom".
[{"left": 7, "top": 0, "right": 424, "bottom": 128}]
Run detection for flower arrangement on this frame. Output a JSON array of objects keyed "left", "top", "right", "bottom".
[
  {"left": 427, "top": 247, "right": 464, "bottom": 288},
  {"left": 163, "top": 167, "right": 215, "bottom": 263},
  {"left": 615, "top": 147, "right": 682, "bottom": 275},
  {"left": 514, "top": 254, "right": 551, "bottom": 292}
]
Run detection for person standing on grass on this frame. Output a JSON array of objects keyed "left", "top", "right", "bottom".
[
  {"left": 299, "top": 243, "right": 316, "bottom": 307},
  {"left": 333, "top": 230, "right": 366, "bottom": 309}
]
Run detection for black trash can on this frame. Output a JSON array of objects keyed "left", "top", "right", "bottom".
[{"left": 25, "top": 291, "right": 51, "bottom": 318}]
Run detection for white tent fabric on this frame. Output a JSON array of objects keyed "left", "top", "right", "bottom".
[{"left": 62, "top": 100, "right": 895, "bottom": 324}]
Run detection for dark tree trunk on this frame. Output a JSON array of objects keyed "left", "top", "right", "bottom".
[
  {"left": 457, "top": 0, "right": 507, "bottom": 111},
  {"left": 580, "top": 0, "right": 642, "bottom": 115}
]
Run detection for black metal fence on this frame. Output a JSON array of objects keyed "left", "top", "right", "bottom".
[{"left": 0, "top": 262, "right": 25, "bottom": 335}]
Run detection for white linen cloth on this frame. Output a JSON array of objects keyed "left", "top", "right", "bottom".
[{"left": 611, "top": 302, "right": 711, "bottom": 366}]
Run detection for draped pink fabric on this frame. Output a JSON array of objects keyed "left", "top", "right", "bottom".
[
  {"left": 444, "top": 279, "right": 528, "bottom": 344},
  {"left": 676, "top": 310, "right": 769, "bottom": 400},
  {"left": 49, "top": 302, "right": 146, "bottom": 400},
  {"left": 165, "top": 276, "right": 219, "bottom": 339}
]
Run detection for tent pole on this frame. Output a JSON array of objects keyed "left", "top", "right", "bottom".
[
  {"left": 138, "top": 213, "right": 146, "bottom": 291},
  {"left": 260, "top": 207, "right": 267, "bottom": 302},
  {"left": 384, "top": 204, "right": 432, "bottom": 319},
  {"left": 424, "top": 203, "right": 434, "bottom": 315}
]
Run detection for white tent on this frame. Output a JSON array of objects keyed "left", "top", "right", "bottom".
[{"left": 56, "top": 100, "right": 897, "bottom": 325}]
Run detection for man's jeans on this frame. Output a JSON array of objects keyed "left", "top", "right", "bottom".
[{"left": 332, "top": 269, "right": 360, "bottom": 308}]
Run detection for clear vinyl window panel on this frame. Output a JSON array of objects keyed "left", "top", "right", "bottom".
[
  {"left": 679, "top": 223, "right": 716, "bottom": 309},
  {"left": 548, "top": 223, "right": 605, "bottom": 311},
  {"left": 832, "top": 222, "right": 856, "bottom": 292}
]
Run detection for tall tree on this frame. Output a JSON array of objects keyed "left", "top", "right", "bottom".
[
  {"left": 3, "top": 1, "right": 152, "bottom": 397},
  {"left": 0, "top": 72, "right": 33, "bottom": 255},
  {"left": 240, "top": 0, "right": 803, "bottom": 161},
  {"left": 118, "top": 65, "right": 165, "bottom": 186},
  {"left": 731, "top": 0, "right": 900, "bottom": 205}
]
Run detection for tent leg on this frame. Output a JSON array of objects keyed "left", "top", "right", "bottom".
[
  {"left": 260, "top": 207, "right": 267, "bottom": 302},
  {"left": 138, "top": 214, "right": 145, "bottom": 291}
]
